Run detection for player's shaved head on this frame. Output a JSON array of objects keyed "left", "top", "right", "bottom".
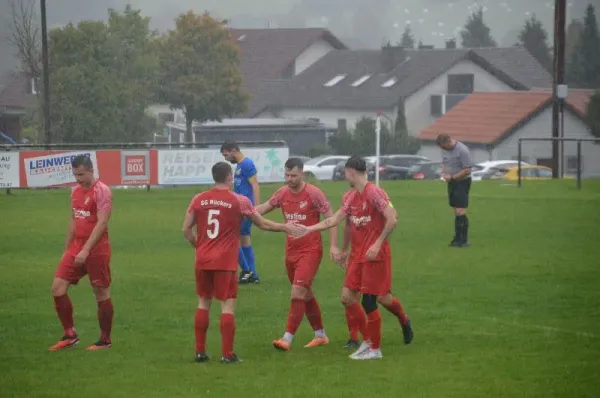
[
  {"left": 285, "top": 157, "right": 304, "bottom": 171},
  {"left": 72, "top": 154, "right": 94, "bottom": 170},
  {"left": 212, "top": 161, "right": 233, "bottom": 183}
]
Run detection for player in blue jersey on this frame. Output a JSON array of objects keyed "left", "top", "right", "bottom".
[{"left": 221, "top": 141, "right": 261, "bottom": 284}]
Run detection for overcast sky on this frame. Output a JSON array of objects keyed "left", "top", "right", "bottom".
[{"left": 0, "top": 0, "right": 595, "bottom": 76}]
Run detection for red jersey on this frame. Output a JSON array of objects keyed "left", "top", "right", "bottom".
[
  {"left": 187, "top": 188, "right": 256, "bottom": 271},
  {"left": 268, "top": 183, "right": 331, "bottom": 254},
  {"left": 69, "top": 180, "right": 112, "bottom": 256},
  {"left": 342, "top": 183, "right": 392, "bottom": 262}
]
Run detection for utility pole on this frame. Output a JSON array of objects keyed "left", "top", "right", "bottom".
[
  {"left": 551, "top": 0, "right": 566, "bottom": 178},
  {"left": 40, "top": 0, "right": 51, "bottom": 145}
]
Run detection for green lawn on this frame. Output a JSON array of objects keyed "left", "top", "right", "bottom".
[{"left": 1, "top": 180, "right": 599, "bottom": 398}]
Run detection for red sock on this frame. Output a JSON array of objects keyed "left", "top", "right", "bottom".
[
  {"left": 53, "top": 295, "right": 74, "bottom": 335},
  {"left": 345, "top": 307, "right": 359, "bottom": 340},
  {"left": 97, "top": 298, "right": 114, "bottom": 342},
  {"left": 305, "top": 297, "right": 323, "bottom": 331},
  {"left": 382, "top": 297, "right": 409, "bottom": 325},
  {"left": 194, "top": 308, "right": 209, "bottom": 353},
  {"left": 286, "top": 299, "right": 306, "bottom": 335},
  {"left": 346, "top": 302, "right": 369, "bottom": 341},
  {"left": 220, "top": 313, "right": 236, "bottom": 357},
  {"left": 367, "top": 309, "right": 382, "bottom": 349}
]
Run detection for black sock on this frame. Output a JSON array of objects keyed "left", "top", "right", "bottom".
[
  {"left": 453, "top": 216, "right": 460, "bottom": 241},
  {"left": 456, "top": 215, "right": 468, "bottom": 243},
  {"left": 462, "top": 215, "right": 469, "bottom": 242}
]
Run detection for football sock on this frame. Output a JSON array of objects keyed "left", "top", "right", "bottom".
[
  {"left": 53, "top": 295, "right": 74, "bottom": 335},
  {"left": 462, "top": 215, "right": 469, "bottom": 242},
  {"left": 305, "top": 297, "right": 324, "bottom": 332},
  {"left": 283, "top": 332, "right": 294, "bottom": 343},
  {"left": 220, "top": 313, "right": 236, "bottom": 357},
  {"left": 454, "top": 215, "right": 460, "bottom": 241},
  {"left": 346, "top": 302, "right": 369, "bottom": 341},
  {"left": 345, "top": 308, "right": 359, "bottom": 340},
  {"left": 238, "top": 248, "right": 250, "bottom": 273},
  {"left": 195, "top": 308, "right": 209, "bottom": 353},
  {"left": 286, "top": 298, "right": 306, "bottom": 336},
  {"left": 367, "top": 309, "right": 382, "bottom": 350},
  {"left": 97, "top": 298, "right": 114, "bottom": 342},
  {"left": 242, "top": 246, "right": 258, "bottom": 277},
  {"left": 382, "top": 297, "right": 409, "bottom": 325}
]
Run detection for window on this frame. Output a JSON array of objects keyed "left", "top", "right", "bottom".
[
  {"left": 447, "top": 74, "right": 474, "bottom": 94},
  {"left": 430, "top": 95, "right": 442, "bottom": 116},
  {"left": 566, "top": 156, "right": 583, "bottom": 174},
  {"left": 520, "top": 168, "right": 535, "bottom": 178},
  {"left": 381, "top": 77, "right": 397, "bottom": 88},
  {"left": 319, "top": 158, "right": 344, "bottom": 167},
  {"left": 351, "top": 75, "right": 371, "bottom": 87},
  {"left": 324, "top": 75, "right": 347, "bottom": 87},
  {"left": 537, "top": 168, "right": 552, "bottom": 178}
]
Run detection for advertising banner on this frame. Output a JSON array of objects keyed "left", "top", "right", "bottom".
[
  {"left": 120, "top": 150, "right": 151, "bottom": 185},
  {"left": 0, "top": 152, "right": 20, "bottom": 188},
  {"left": 157, "top": 147, "right": 288, "bottom": 185},
  {"left": 21, "top": 151, "right": 99, "bottom": 187}
]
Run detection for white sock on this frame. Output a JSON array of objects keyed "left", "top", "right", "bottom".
[
  {"left": 283, "top": 332, "right": 294, "bottom": 343},
  {"left": 314, "top": 329, "right": 325, "bottom": 338}
]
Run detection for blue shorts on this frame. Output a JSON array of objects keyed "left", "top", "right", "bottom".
[{"left": 241, "top": 218, "right": 252, "bottom": 236}]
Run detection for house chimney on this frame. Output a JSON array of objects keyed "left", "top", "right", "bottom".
[
  {"left": 418, "top": 44, "right": 434, "bottom": 50},
  {"left": 445, "top": 39, "right": 457, "bottom": 49},
  {"left": 381, "top": 44, "right": 406, "bottom": 72}
]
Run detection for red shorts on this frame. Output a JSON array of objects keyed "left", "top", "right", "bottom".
[
  {"left": 285, "top": 250, "right": 322, "bottom": 289},
  {"left": 55, "top": 250, "right": 112, "bottom": 288},
  {"left": 344, "top": 257, "right": 392, "bottom": 296},
  {"left": 195, "top": 269, "right": 238, "bottom": 300}
]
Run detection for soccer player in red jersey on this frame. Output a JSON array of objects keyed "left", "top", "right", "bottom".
[
  {"left": 49, "top": 155, "right": 114, "bottom": 351},
  {"left": 293, "top": 155, "right": 414, "bottom": 360},
  {"left": 255, "top": 157, "right": 341, "bottom": 351},
  {"left": 183, "top": 162, "right": 301, "bottom": 364}
]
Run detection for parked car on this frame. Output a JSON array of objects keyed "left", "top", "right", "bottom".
[
  {"left": 332, "top": 155, "right": 429, "bottom": 181},
  {"left": 471, "top": 160, "right": 530, "bottom": 181},
  {"left": 407, "top": 162, "right": 443, "bottom": 180},
  {"left": 303, "top": 155, "right": 350, "bottom": 180},
  {"left": 482, "top": 165, "right": 553, "bottom": 180}
]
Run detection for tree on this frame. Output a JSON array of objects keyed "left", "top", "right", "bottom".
[
  {"left": 351, "top": 117, "right": 392, "bottom": 156},
  {"left": 518, "top": 15, "right": 552, "bottom": 73},
  {"left": 389, "top": 98, "right": 420, "bottom": 154},
  {"left": 588, "top": 90, "right": 600, "bottom": 139},
  {"left": 460, "top": 7, "right": 497, "bottom": 48},
  {"left": 158, "top": 11, "right": 248, "bottom": 142},
  {"left": 568, "top": 4, "right": 600, "bottom": 88},
  {"left": 48, "top": 6, "right": 160, "bottom": 142},
  {"left": 6, "top": 0, "right": 40, "bottom": 78},
  {"left": 399, "top": 26, "right": 415, "bottom": 48}
]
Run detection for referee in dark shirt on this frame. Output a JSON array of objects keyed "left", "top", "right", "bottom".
[{"left": 436, "top": 134, "right": 473, "bottom": 247}]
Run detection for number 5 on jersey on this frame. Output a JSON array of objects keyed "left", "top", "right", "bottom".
[{"left": 207, "top": 209, "right": 220, "bottom": 239}]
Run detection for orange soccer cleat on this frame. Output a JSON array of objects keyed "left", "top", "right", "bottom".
[
  {"left": 272, "top": 338, "right": 292, "bottom": 351},
  {"left": 86, "top": 340, "right": 112, "bottom": 351},
  {"left": 303, "top": 336, "right": 329, "bottom": 348},
  {"left": 48, "top": 335, "right": 79, "bottom": 351}
]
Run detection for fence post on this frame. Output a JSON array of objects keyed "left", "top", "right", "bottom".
[
  {"left": 577, "top": 140, "right": 582, "bottom": 190},
  {"left": 517, "top": 139, "right": 522, "bottom": 188}
]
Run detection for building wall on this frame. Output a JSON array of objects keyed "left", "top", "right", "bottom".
[
  {"left": 294, "top": 39, "right": 336, "bottom": 75},
  {"left": 256, "top": 108, "right": 395, "bottom": 131},
  {"left": 418, "top": 143, "right": 491, "bottom": 164},
  {"left": 405, "top": 60, "right": 515, "bottom": 137},
  {"left": 494, "top": 108, "right": 600, "bottom": 178}
]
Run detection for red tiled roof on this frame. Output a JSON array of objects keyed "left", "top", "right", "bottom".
[
  {"left": 228, "top": 28, "right": 346, "bottom": 81},
  {"left": 418, "top": 90, "right": 594, "bottom": 144}
]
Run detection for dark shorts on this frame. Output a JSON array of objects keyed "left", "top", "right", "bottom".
[{"left": 447, "top": 178, "right": 471, "bottom": 209}]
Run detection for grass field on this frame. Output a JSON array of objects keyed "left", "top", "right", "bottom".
[{"left": 1, "top": 180, "right": 600, "bottom": 398}]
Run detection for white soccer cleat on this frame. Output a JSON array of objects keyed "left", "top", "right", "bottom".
[
  {"left": 351, "top": 348, "right": 383, "bottom": 360},
  {"left": 348, "top": 340, "right": 371, "bottom": 359}
]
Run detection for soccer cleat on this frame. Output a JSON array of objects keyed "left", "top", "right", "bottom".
[
  {"left": 249, "top": 276, "right": 260, "bottom": 284},
  {"left": 239, "top": 271, "right": 254, "bottom": 284},
  {"left": 304, "top": 336, "right": 329, "bottom": 348},
  {"left": 86, "top": 340, "right": 112, "bottom": 351},
  {"left": 195, "top": 352, "right": 210, "bottom": 363},
  {"left": 349, "top": 340, "right": 371, "bottom": 359},
  {"left": 221, "top": 354, "right": 242, "bottom": 364},
  {"left": 401, "top": 320, "right": 414, "bottom": 345},
  {"left": 48, "top": 335, "right": 79, "bottom": 351},
  {"left": 351, "top": 348, "right": 383, "bottom": 360},
  {"left": 272, "top": 338, "right": 292, "bottom": 351},
  {"left": 344, "top": 339, "right": 360, "bottom": 349}
]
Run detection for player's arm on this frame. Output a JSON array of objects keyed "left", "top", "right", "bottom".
[
  {"left": 342, "top": 216, "right": 351, "bottom": 252},
  {"left": 245, "top": 161, "right": 260, "bottom": 204},
  {"left": 323, "top": 208, "right": 339, "bottom": 248},
  {"left": 305, "top": 207, "right": 346, "bottom": 234},
  {"left": 249, "top": 213, "right": 288, "bottom": 232},
  {"left": 370, "top": 190, "right": 398, "bottom": 247},
  {"left": 81, "top": 187, "right": 112, "bottom": 254},
  {"left": 255, "top": 187, "right": 284, "bottom": 215},
  {"left": 182, "top": 211, "right": 197, "bottom": 248},
  {"left": 65, "top": 216, "right": 75, "bottom": 252}
]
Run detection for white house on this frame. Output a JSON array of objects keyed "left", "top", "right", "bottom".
[
  {"left": 417, "top": 90, "right": 600, "bottom": 178},
  {"left": 248, "top": 45, "right": 553, "bottom": 136}
]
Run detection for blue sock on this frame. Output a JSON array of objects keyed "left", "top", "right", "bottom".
[
  {"left": 238, "top": 247, "right": 250, "bottom": 273},
  {"left": 242, "top": 245, "right": 258, "bottom": 278}
]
